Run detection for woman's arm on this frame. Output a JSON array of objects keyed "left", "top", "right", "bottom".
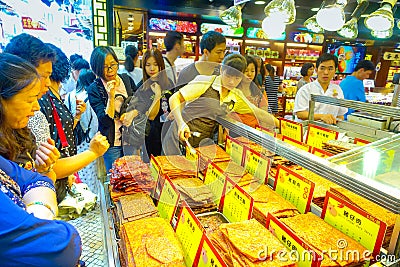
[
  {"left": 169, "top": 91, "right": 190, "bottom": 141},
  {"left": 87, "top": 82, "right": 114, "bottom": 128}
]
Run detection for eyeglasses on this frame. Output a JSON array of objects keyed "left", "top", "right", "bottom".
[{"left": 104, "top": 63, "right": 119, "bottom": 72}]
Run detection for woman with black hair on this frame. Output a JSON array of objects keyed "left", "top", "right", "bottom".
[
  {"left": 297, "top": 62, "right": 315, "bottom": 90},
  {"left": 119, "top": 45, "right": 143, "bottom": 86},
  {"left": 265, "top": 63, "right": 282, "bottom": 115}
]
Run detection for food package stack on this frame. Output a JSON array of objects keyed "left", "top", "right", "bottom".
[
  {"left": 212, "top": 219, "right": 296, "bottom": 267},
  {"left": 322, "top": 140, "right": 359, "bottom": 155},
  {"left": 114, "top": 193, "right": 158, "bottom": 227},
  {"left": 331, "top": 187, "right": 396, "bottom": 249},
  {"left": 153, "top": 156, "right": 197, "bottom": 179},
  {"left": 242, "top": 184, "right": 299, "bottom": 225},
  {"left": 173, "top": 178, "right": 217, "bottom": 214},
  {"left": 119, "top": 217, "right": 186, "bottom": 267},
  {"left": 110, "top": 156, "right": 155, "bottom": 202},
  {"left": 281, "top": 213, "right": 371, "bottom": 266},
  {"left": 234, "top": 136, "right": 275, "bottom": 157},
  {"left": 214, "top": 161, "right": 254, "bottom": 187},
  {"left": 196, "top": 144, "right": 231, "bottom": 175},
  {"left": 269, "top": 156, "right": 298, "bottom": 178},
  {"left": 296, "top": 168, "right": 342, "bottom": 208}
]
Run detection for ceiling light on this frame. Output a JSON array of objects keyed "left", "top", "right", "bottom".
[
  {"left": 338, "top": 0, "right": 369, "bottom": 39},
  {"left": 316, "top": 0, "right": 347, "bottom": 31},
  {"left": 264, "top": 0, "right": 296, "bottom": 25},
  {"left": 128, "top": 15, "right": 134, "bottom": 21},
  {"left": 262, "top": 15, "right": 286, "bottom": 39},
  {"left": 311, "top": 7, "right": 320, "bottom": 12},
  {"left": 254, "top": 1, "right": 265, "bottom": 5},
  {"left": 371, "top": 29, "right": 393, "bottom": 39},
  {"left": 365, "top": 0, "right": 397, "bottom": 32},
  {"left": 304, "top": 15, "right": 324, "bottom": 33},
  {"left": 220, "top": 5, "right": 243, "bottom": 28}
]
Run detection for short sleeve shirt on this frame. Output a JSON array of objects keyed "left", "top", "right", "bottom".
[
  {"left": 340, "top": 75, "right": 366, "bottom": 118},
  {"left": 294, "top": 80, "right": 348, "bottom": 122}
]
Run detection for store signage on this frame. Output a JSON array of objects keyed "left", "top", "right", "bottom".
[
  {"left": 255, "top": 124, "right": 276, "bottom": 137},
  {"left": 280, "top": 118, "right": 303, "bottom": 142},
  {"left": 149, "top": 18, "right": 197, "bottom": 33},
  {"left": 383, "top": 52, "right": 400, "bottom": 61},
  {"left": 354, "top": 138, "right": 370, "bottom": 146},
  {"left": 289, "top": 32, "right": 324, "bottom": 44},
  {"left": 274, "top": 165, "right": 315, "bottom": 214},
  {"left": 321, "top": 192, "right": 387, "bottom": 258},
  {"left": 243, "top": 147, "right": 271, "bottom": 185},
  {"left": 282, "top": 136, "right": 311, "bottom": 153},
  {"left": 225, "top": 136, "right": 245, "bottom": 165},
  {"left": 204, "top": 161, "right": 228, "bottom": 207},
  {"left": 175, "top": 202, "right": 204, "bottom": 267},
  {"left": 149, "top": 155, "right": 160, "bottom": 181},
  {"left": 157, "top": 175, "right": 180, "bottom": 224},
  {"left": 21, "top": 16, "right": 46, "bottom": 30},
  {"left": 266, "top": 214, "right": 322, "bottom": 267},
  {"left": 201, "top": 23, "right": 244, "bottom": 37},
  {"left": 221, "top": 177, "right": 254, "bottom": 222},
  {"left": 311, "top": 147, "right": 333, "bottom": 158},
  {"left": 306, "top": 124, "right": 338, "bottom": 149},
  {"left": 195, "top": 234, "right": 228, "bottom": 267},
  {"left": 246, "top": 27, "right": 286, "bottom": 40}
]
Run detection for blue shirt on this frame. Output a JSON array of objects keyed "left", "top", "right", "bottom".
[
  {"left": 340, "top": 75, "right": 366, "bottom": 119},
  {"left": 0, "top": 156, "right": 81, "bottom": 267}
]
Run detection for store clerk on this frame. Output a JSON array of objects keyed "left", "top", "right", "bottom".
[
  {"left": 294, "top": 53, "right": 347, "bottom": 125},
  {"left": 163, "top": 54, "right": 278, "bottom": 155}
]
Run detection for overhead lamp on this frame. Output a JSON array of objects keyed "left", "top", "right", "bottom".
[
  {"left": 365, "top": 0, "right": 397, "bottom": 32},
  {"left": 371, "top": 29, "right": 393, "bottom": 39},
  {"left": 220, "top": 4, "right": 243, "bottom": 28},
  {"left": 262, "top": 14, "right": 286, "bottom": 39},
  {"left": 338, "top": 0, "right": 369, "bottom": 39},
  {"left": 264, "top": 0, "right": 296, "bottom": 25},
  {"left": 254, "top": 1, "right": 265, "bottom": 5},
  {"left": 304, "top": 15, "right": 324, "bottom": 33},
  {"left": 316, "top": 0, "right": 348, "bottom": 31}
]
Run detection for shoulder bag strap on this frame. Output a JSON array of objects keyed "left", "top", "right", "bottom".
[{"left": 48, "top": 93, "right": 70, "bottom": 154}]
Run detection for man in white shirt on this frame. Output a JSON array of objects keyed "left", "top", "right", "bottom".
[
  {"left": 163, "top": 31, "right": 185, "bottom": 85},
  {"left": 294, "top": 53, "right": 347, "bottom": 125}
]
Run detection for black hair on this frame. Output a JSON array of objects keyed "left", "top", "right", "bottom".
[
  {"left": 76, "top": 69, "right": 96, "bottom": 93},
  {"left": 72, "top": 58, "right": 90, "bottom": 71},
  {"left": 244, "top": 55, "right": 262, "bottom": 96},
  {"left": 4, "top": 33, "right": 55, "bottom": 67},
  {"left": 90, "top": 46, "right": 119, "bottom": 80},
  {"left": 124, "top": 45, "right": 138, "bottom": 72},
  {"left": 354, "top": 60, "right": 375, "bottom": 72},
  {"left": 0, "top": 53, "right": 39, "bottom": 161},
  {"left": 316, "top": 53, "right": 338, "bottom": 69},
  {"left": 164, "top": 31, "right": 184, "bottom": 52},
  {"left": 265, "top": 64, "right": 276, "bottom": 78},
  {"left": 46, "top": 43, "right": 70, "bottom": 84},
  {"left": 221, "top": 54, "right": 246, "bottom": 76},
  {"left": 70, "top": 54, "right": 83, "bottom": 64},
  {"left": 200, "top": 31, "right": 226, "bottom": 54},
  {"left": 300, "top": 62, "right": 315, "bottom": 77}
]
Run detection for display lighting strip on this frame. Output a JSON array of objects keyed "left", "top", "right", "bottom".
[
  {"left": 286, "top": 43, "right": 308, "bottom": 47},
  {"left": 149, "top": 32, "right": 167, "bottom": 37},
  {"left": 244, "top": 40, "right": 270, "bottom": 45}
]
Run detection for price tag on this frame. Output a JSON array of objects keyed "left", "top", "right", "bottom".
[
  {"left": 280, "top": 118, "right": 303, "bottom": 142},
  {"left": 306, "top": 124, "right": 338, "bottom": 149},
  {"left": 274, "top": 165, "right": 315, "bottom": 214},
  {"left": 175, "top": 202, "right": 204, "bottom": 267},
  {"left": 204, "top": 162, "right": 227, "bottom": 208},
  {"left": 321, "top": 192, "right": 387, "bottom": 258},
  {"left": 266, "top": 214, "right": 321, "bottom": 267},
  {"left": 354, "top": 138, "right": 370, "bottom": 146},
  {"left": 311, "top": 147, "right": 333, "bottom": 158},
  {"left": 186, "top": 143, "right": 199, "bottom": 162},
  {"left": 222, "top": 177, "right": 253, "bottom": 222},
  {"left": 255, "top": 124, "right": 276, "bottom": 137},
  {"left": 243, "top": 147, "right": 271, "bottom": 185},
  {"left": 157, "top": 175, "right": 180, "bottom": 224},
  {"left": 150, "top": 155, "right": 160, "bottom": 181},
  {"left": 195, "top": 234, "right": 227, "bottom": 267},
  {"left": 282, "top": 136, "right": 311, "bottom": 152},
  {"left": 225, "top": 136, "right": 245, "bottom": 165}
]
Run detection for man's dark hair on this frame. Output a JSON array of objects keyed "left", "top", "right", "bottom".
[
  {"left": 70, "top": 54, "right": 83, "bottom": 64},
  {"left": 316, "top": 53, "right": 338, "bottom": 69},
  {"left": 124, "top": 45, "right": 138, "bottom": 72},
  {"left": 90, "top": 46, "right": 119, "bottom": 80},
  {"left": 164, "top": 31, "right": 184, "bottom": 52},
  {"left": 46, "top": 43, "right": 70, "bottom": 84},
  {"left": 4, "top": 33, "right": 55, "bottom": 67},
  {"left": 300, "top": 62, "right": 314, "bottom": 77},
  {"left": 200, "top": 31, "right": 226, "bottom": 54},
  {"left": 72, "top": 58, "right": 90, "bottom": 71},
  {"left": 354, "top": 60, "right": 375, "bottom": 72}
]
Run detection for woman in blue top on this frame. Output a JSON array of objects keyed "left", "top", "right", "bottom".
[{"left": 0, "top": 53, "right": 81, "bottom": 266}]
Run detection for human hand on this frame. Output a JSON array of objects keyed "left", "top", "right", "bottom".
[
  {"left": 320, "top": 114, "right": 337, "bottom": 125},
  {"left": 34, "top": 138, "right": 61, "bottom": 173},
  {"left": 89, "top": 132, "right": 110, "bottom": 157},
  {"left": 178, "top": 123, "right": 191, "bottom": 142},
  {"left": 75, "top": 99, "right": 86, "bottom": 117},
  {"left": 106, "top": 80, "right": 116, "bottom": 95},
  {"left": 120, "top": 109, "right": 139, "bottom": 126}
]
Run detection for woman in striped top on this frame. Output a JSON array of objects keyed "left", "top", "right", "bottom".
[{"left": 264, "top": 64, "right": 282, "bottom": 115}]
